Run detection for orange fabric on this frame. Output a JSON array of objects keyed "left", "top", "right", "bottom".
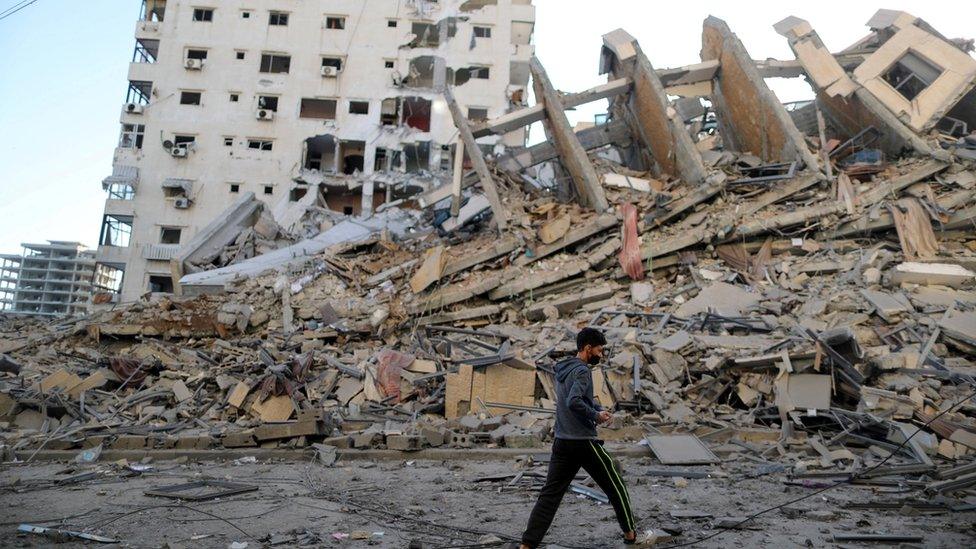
[{"left": 618, "top": 203, "right": 644, "bottom": 280}]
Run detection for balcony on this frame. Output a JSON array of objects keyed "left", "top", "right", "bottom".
[
  {"left": 104, "top": 198, "right": 136, "bottom": 217},
  {"left": 96, "top": 245, "right": 130, "bottom": 264},
  {"left": 135, "top": 20, "right": 161, "bottom": 40},
  {"left": 142, "top": 244, "right": 180, "bottom": 261}
]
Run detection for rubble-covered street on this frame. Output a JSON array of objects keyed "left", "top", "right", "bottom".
[{"left": 3, "top": 5, "right": 976, "bottom": 548}]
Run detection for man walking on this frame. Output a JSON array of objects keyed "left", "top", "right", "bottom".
[{"left": 519, "top": 328, "right": 652, "bottom": 548}]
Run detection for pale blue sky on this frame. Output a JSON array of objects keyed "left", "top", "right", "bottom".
[{"left": 1, "top": 1, "right": 973, "bottom": 254}]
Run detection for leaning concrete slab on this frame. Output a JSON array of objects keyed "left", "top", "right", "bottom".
[
  {"left": 179, "top": 208, "right": 417, "bottom": 294},
  {"left": 171, "top": 192, "right": 264, "bottom": 295},
  {"left": 774, "top": 15, "right": 940, "bottom": 159},
  {"left": 600, "top": 28, "right": 708, "bottom": 185},
  {"left": 701, "top": 16, "right": 821, "bottom": 171}
]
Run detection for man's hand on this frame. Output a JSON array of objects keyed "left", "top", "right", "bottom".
[{"left": 596, "top": 410, "right": 612, "bottom": 424}]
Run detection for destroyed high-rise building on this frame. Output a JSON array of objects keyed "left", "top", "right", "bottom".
[
  {"left": 0, "top": 242, "right": 99, "bottom": 317},
  {"left": 94, "top": 0, "right": 535, "bottom": 302}
]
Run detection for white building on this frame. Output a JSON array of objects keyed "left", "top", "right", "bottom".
[
  {"left": 95, "top": 0, "right": 536, "bottom": 302},
  {"left": 0, "top": 241, "right": 99, "bottom": 317}
]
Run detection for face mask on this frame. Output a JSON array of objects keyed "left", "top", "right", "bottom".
[{"left": 586, "top": 352, "right": 601, "bottom": 365}]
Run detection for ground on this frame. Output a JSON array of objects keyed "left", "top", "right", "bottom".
[{"left": 2, "top": 448, "right": 974, "bottom": 548}]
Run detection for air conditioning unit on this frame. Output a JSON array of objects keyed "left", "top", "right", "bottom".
[
  {"left": 171, "top": 147, "right": 188, "bottom": 158},
  {"left": 256, "top": 109, "right": 275, "bottom": 121},
  {"left": 320, "top": 66, "right": 338, "bottom": 77},
  {"left": 173, "top": 197, "right": 191, "bottom": 209},
  {"left": 124, "top": 102, "right": 144, "bottom": 114},
  {"left": 184, "top": 58, "right": 203, "bottom": 70}
]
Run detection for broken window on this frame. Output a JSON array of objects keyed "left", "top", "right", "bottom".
[
  {"left": 160, "top": 227, "right": 182, "bottom": 244},
  {"left": 180, "top": 91, "right": 202, "bottom": 105},
  {"left": 374, "top": 147, "right": 389, "bottom": 171},
  {"left": 381, "top": 98, "right": 401, "bottom": 125},
  {"left": 260, "top": 53, "right": 290, "bottom": 74},
  {"left": 148, "top": 274, "right": 173, "bottom": 293},
  {"left": 192, "top": 8, "right": 213, "bottom": 22},
  {"left": 409, "top": 22, "right": 439, "bottom": 47},
  {"left": 162, "top": 178, "right": 192, "bottom": 198},
  {"left": 402, "top": 97, "right": 432, "bottom": 131},
  {"left": 404, "top": 141, "right": 430, "bottom": 173},
  {"left": 236, "top": 51, "right": 246, "bottom": 60},
  {"left": 119, "top": 123, "right": 145, "bottom": 149},
  {"left": 107, "top": 182, "right": 135, "bottom": 200},
  {"left": 99, "top": 215, "right": 133, "bottom": 247},
  {"left": 229, "top": 183, "right": 240, "bottom": 193},
  {"left": 248, "top": 139, "right": 273, "bottom": 151},
  {"left": 406, "top": 56, "right": 437, "bottom": 88},
  {"left": 339, "top": 140, "right": 365, "bottom": 174},
  {"left": 257, "top": 95, "right": 279, "bottom": 111},
  {"left": 467, "top": 107, "right": 488, "bottom": 122},
  {"left": 387, "top": 19, "right": 397, "bottom": 27},
  {"left": 92, "top": 263, "right": 124, "bottom": 294},
  {"left": 470, "top": 66, "right": 490, "bottom": 79},
  {"left": 126, "top": 80, "right": 153, "bottom": 105},
  {"left": 263, "top": 185, "right": 274, "bottom": 195},
  {"left": 384, "top": 59, "right": 395, "bottom": 69},
  {"left": 289, "top": 187, "right": 308, "bottom": 201},
  {"left": 304, "top": 134, "right": 336, "bottom": 171},
  {"left": 453, "top": 66, "right": 490, "bottom": 86},
  {"left": 186, "top": 48, "right": 208, "bottom": 60},
  {"left": 883, "top": 51, "right": 943, "bottom": 101},
  {"left": 230, "top": 93, "right": 240, "bottom": 102},
  {"left": 326, "top": 16, "right": 345, "bottom": 29},
  {"left": 300, "top": 98, "right": 337, "bottom": 119},
  {"left": 140, "top": 0, "right": 165, "bottom": 22},
  {"left": 321, "top": 57, "right": 343, "bottom": 71},
  {"left": 473, "top": 26, "right": 491, "bottom": 38},
  {"left": 132, "top": 38, "right": 159, "bottom": 63},
  {"left": 268, "top": 12, "right": 288, "bottom": 26},
  {"left": 349, "top": 100, "right": 369, "bottom": 114}
]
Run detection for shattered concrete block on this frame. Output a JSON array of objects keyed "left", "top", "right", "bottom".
[
  {"left": 386, "top": 434, "right": 421, "bottom": 451},
  {"left": 504, "top": 430, "right": 542, "bottom": 449},
  {"left": 891, "top": 262, "right": 976, "bottom": 288}
]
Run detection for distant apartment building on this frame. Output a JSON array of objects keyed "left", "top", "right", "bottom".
[
  {"left": 0, "top": 241, "right": 101, "bottom": 317},
  {"left": 95, "top": 0, "right": 536, "bottom": 302}
]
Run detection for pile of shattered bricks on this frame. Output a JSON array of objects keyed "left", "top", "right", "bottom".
[{"left": 4, "top": 11, "right": 976, "bottom": 500}]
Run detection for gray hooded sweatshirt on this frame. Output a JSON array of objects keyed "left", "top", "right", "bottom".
[{"left": 554, "top": 357, "right": 604, "bottom": 440}]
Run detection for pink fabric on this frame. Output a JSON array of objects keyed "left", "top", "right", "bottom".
[
  {"left": 375, "top": 349, "right": 415, "bottom": 402},
  {"left": 618, "top": 203, "right": 644, "bottom": 280}
]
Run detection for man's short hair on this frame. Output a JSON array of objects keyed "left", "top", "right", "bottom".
[{"left": 576, "top": 327, "right": 607, "bottom": 351}]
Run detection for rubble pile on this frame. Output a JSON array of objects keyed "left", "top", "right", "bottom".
[{"left": 3, "top": 9, "right": 976, "bottom": 501}]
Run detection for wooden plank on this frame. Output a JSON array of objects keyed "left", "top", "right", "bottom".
[
  {"left": 443, "top": 86, "right": 508, "bottom": 230},
  {"left": 530, "top": 56, "right": 609, "bottom": 213}
]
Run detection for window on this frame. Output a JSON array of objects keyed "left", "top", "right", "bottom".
[
  {"left": 160, "top": 227, "right": 182, "bottom": 244},
  {"left": 374, "top": 147, "right": 388, "bottom": 171},
  {"left": 260, "top": 53, "right": 291, "bottom": 73},
  {"left": 119, "top": 123, "right": 145, "bottom": 149},
  {"left": 290, "top": 187, "right": 308, "bottom": 201},
  {"left": 99, "top": 215, "right": 133, "bottom": 247},
  {"left": 257, "top": 95, "right": 279, "bottom": 111},
  {"left": 148, "top": 275, "right": 174, "bottom": 293},
  {"left": 223, "top": 137, "right": 234, "bottom": 146},
  {"left": 93, "top": 263, "right": 124, "bottom": 294},
  {"left": 387, "top": 20, "right": 397, "bottom": 27},
  {"left": 468, "top": 107, "right": 488, "bottom": 122},
  {"left": 180, "top": 91, "right": 202, "bottom": 105},
  {"left": 269, "top": 12, "right": 288, "bottom": 26},
  {"left": 326, "top": 16, "right": 345, "bottom": 29},
  {"left": 263, "top": 185, "right": 274, "bottom": 195},
  {"left": 470, "top": 66, "right": 490, "bottom": 79},
  {"left": 229, "top": 183, "right": 241, "bottom": 193},
  {"left": 230, "top": 93, "right": 240, "bottom": 102},
  {"left": 174, "top": 135, "right": 196, "bottom": 150},
  {"left": 241, "top": 11, "right": 251, "bottom": 19},
  {"left": 126, "top": 80, "right": 152, "bottom": 105},
  {"left": 248, "top": 139, "right": 273, "bottom": 151},
  {"left": 473, "top": 26, "right": 491, "bottom": 38},
  {"left": 107, "top": 182, "right": 135, "bottom": 200},
  {"left": 384, "top": 60, "right": 395, "bottom": 68},
  {"left": 132, "top": 38, "right": 159, "bottom": 63},
  {"left": 186, "top": 48, "right": 208, "bottom": 60},
  {"left": 883, "top": 52, "right": 943, "bottom": 101},
  {"left": 349, "top": 101, "right": 369, "bottom": 115},
  {"left": 300, "top": 98, "right": 337, "bottom": 119},
  {"left": 192, "top": 8, "right": 213, "bottom": 22},
  {"left": 321, "top": 57, "right": 343, "bottom": 71},
  {"left": 236, "top": 51, "right": 246, "bottom": 60}
]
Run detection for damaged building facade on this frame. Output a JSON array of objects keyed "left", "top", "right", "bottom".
[
  {"left": 0, "top": 242, "right": 98, "bottom": 317},
  {"left": 96, "top": 0, "right": 535, "bottom": 302}
]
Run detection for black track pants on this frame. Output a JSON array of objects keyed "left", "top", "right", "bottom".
[{"left": 521, "top": 438, "right": 636, "bottom": 547}]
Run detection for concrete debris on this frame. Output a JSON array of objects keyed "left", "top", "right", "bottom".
[{"left": 2, "top": 13, "right": 976, "bottom": 545}]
